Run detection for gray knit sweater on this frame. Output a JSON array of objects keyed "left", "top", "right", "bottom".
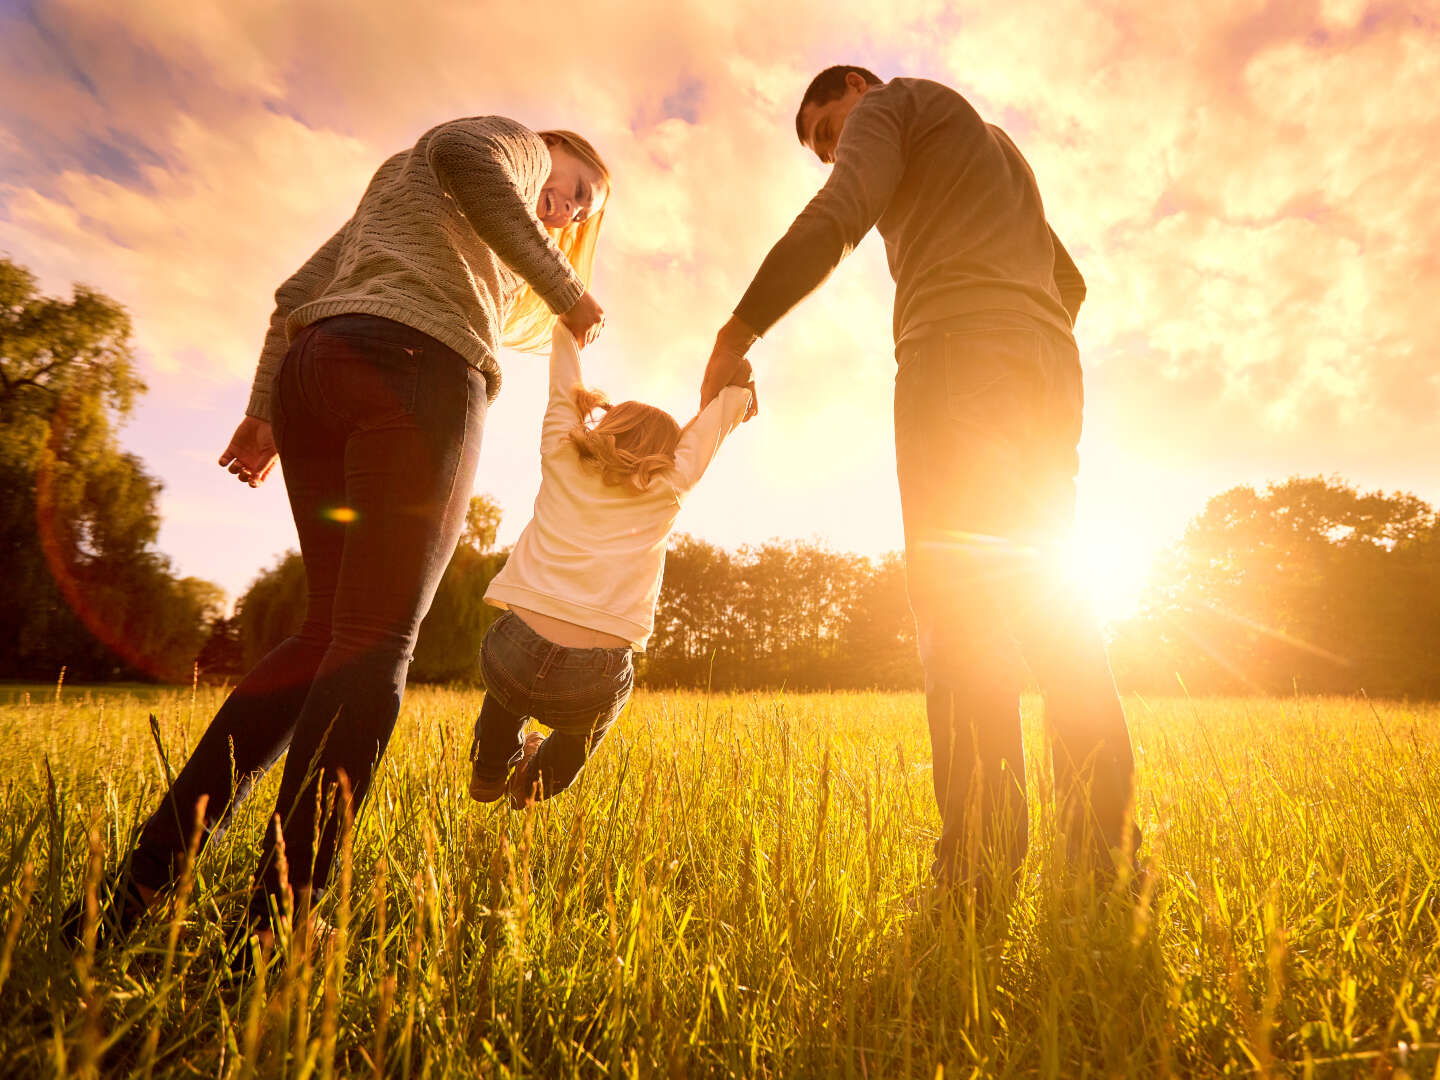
[
  {"left": 734, "top": 78, "right": 1079, "bottom": 349},
  {"left": 246, "top": 116, "right": 586, "bottom": 421}
]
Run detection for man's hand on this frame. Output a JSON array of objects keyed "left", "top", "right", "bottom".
[
  {"left": 724, "top": 356, "right": 760, "bottom": 423},
  {"left": 701, "top": 315, "right": 760, "bottom": 410},
  {"left": 559, "top": 290, "right": 605, "bottom": 347},
  {"left": 219, "top": 416, "right": 278, "bottom": 488}
]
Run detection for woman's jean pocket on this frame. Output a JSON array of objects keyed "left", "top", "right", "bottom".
[{"left": 309, "top": 328, "right": 422, "bottom": 430}]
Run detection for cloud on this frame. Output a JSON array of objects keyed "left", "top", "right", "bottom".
[{"left": 1, "top": 0, "right": 1436, "bottom": 603}]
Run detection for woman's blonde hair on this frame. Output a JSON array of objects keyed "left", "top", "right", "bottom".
[
  {"left": 567, "top": 386, "right": 682, "bottom": 493},
  {"left": 501, "top": 129, "right": 610, "bottom": 354}
]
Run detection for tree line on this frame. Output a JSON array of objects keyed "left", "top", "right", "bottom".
[
  {"left": 5, "top": 258, "right": 1439, "bottom": 697},
  {"left": 224, "top": 476, "right": 1440, "bottom": 699}
]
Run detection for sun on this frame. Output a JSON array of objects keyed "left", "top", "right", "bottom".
[{"left": 1057, "top": 525, "right": 1156, "bottom": 625}]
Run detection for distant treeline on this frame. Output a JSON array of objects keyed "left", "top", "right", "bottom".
[
  {"left": 5, "top": 257, "right": 1439, "bottom": 697},
  {"left": 221, "top": 524, "right": 921, "bottom": 690},
  {"left": 220, "top": 474, "right": 1440, "bottom": 698}
]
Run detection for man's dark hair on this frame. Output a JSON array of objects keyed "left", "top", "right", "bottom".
[{"left": 794, "top": 65, "right": 884, "bottom": 144}]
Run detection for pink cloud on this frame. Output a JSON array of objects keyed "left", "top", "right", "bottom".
[{"left": 1, "top": 0, "right": 1435, "bottom": 607}]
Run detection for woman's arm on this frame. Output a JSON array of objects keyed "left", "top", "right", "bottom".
[{"left": 425, "top": 118, "right": 586, "bottom": 317}]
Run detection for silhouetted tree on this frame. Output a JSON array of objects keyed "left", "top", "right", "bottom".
[
  {"left": 411, "top": 495, "right": 507, "bottom": 681},
  {"left": 0, "top": 256, "right": 220, "bottom": 680},
  {"left": 236, "top": 495, "right": 509, "bottom": 683},
  {"left": 195, "top": 615, "right": 245, "bottom": 678},
  {"left": 1109, "top": 476, "right": 1440, "bottom": 696}
]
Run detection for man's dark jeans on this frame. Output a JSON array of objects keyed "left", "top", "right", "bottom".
[
  {"left": 894, "top": 311, "right": 1138, "bottom": 886},
  {"left": 469, "top": 611, "right": 634, "bottom": 800},
  {"left": 129, "top": 314, "right": 487, "bottom": 919}
]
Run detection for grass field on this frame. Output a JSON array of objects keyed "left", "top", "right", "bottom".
[{"left": 1, "top": 684, "right": 1438, "bottom": 1078}]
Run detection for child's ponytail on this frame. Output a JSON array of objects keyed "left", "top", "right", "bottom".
[{"left": 567, "top": 386, "right": 683, "bottom": 494}]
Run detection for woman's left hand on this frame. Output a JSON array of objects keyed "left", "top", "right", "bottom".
[{"left": 219, "top": 416, "right": 278, "bottom": 487}]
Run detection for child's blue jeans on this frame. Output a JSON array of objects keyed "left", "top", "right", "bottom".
[{"left": 469, "top": 610, "right": 634, "bottom": 799}]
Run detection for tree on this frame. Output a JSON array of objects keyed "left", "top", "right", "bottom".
[
  {"left": 837, "top": 552, "right": 923, "bottom": 689},
  {"left": 235, "top": 549, "right": 307, "bottom": 670},
  {"left": 411, "top": 496, "right": 508, "bottom": 681},
  {"left": 647, "top": 535, "right": 921, "bottom": 690},
  {"left": 0, "top": 257, "right": 220, "bottom": 681},
  {"left": 1109, "top": 476, "right": 1440, "bottom": 696},
  {"left": 195, "top": 615, "right": 245, "bottom": 679},
  {"left": 236, "top": 495, "right": 509, "bottom": 683},
  {"left": 462, "top": 494, "right": 502, "bottom": 552}
]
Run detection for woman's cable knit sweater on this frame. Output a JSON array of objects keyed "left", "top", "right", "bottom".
[{"left": 246, "top": 116, "right": 586, "bottom": 422}]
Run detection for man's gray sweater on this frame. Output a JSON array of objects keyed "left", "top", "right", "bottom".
[{"left": 734, "top": 78, "right": 1083, "bottom": 348}]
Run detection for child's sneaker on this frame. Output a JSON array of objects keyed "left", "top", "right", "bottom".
[
  {"left": 468, "top": 762, "right": 510, "bottom": 803},
  {"left": 507, "top": 733, "right": 546, "bottom": 809}
]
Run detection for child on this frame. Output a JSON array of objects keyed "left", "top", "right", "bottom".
[{"left": 469, "top": 323, "right": 752, "bottom": 807}]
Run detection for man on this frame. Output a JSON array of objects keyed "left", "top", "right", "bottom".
[{"left": 701, "top": 66, "right": 1139, "bottom": 893}]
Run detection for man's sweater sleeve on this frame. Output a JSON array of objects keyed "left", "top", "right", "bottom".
[
  {"left": 733, "top": 93, "right": 907, "bottom": 336},
  {"left": 426, "top": 118, "right": 586, "bottom": 316},
  {"left": 1049, "top": 226, "right": 1086, "bottom": 325},
  {"left": 247, "top": 226, "right": 345, "bottom": 422}
]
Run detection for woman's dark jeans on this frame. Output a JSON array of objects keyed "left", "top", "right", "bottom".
[
  {"left": 129, "top": 314, "right": 487, "bottom": 919},
  {"left": 469, "top": 611, "right": 634, "bottom": 800},
  {"left": 894, "top": 311, "right": 1138, "bottom": 887}
]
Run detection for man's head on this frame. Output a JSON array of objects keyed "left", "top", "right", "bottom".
[{"left": 794, "top": 65, "right": 884, "bottom": 164}]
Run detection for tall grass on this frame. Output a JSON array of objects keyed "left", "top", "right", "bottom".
[{"left": 0, "top": 685, "right": 1437, "bottom": 1077}]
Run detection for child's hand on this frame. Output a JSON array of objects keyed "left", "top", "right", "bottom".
[{"left": 726, "top": 358, "right": 758, "bottom": 421}]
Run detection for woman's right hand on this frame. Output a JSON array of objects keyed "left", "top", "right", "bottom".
[
  {"left": 219, "top": 416, "right": 278, "bottom": 488},
  {"left": 560, "top": 291, "right": 605, "bottom": 347}
]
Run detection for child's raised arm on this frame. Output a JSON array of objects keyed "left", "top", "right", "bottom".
[
  {"left": 540, "top": 324, "right": 585, "bottom": 454},
  {"left": 671, "top": 380, "right": 751, "bottom": 493}
]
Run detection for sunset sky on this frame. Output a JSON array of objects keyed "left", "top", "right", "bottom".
[{"left": 3, "top": 0, "right": 1437, "bottom": 622}]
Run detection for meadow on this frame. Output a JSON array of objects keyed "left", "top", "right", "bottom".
[{"left": 0, "top": 684, "right": 1437, "bottom": 1078}]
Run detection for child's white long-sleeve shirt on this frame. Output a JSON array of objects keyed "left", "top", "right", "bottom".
[{"left": 484, "top": 326, "right": 751, "bottom": 649}]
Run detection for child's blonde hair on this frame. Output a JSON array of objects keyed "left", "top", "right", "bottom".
[
  {"left": 567, "top": 386, "right": 682, "bottom": 493},
  {"left": 502, "top": 130, "right": 610, "bottom": 354}
]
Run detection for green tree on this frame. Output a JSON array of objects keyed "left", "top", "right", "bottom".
[
  {"left": 646, "top": 534, "right": 739, "bottom": 685},
  {"left": 235, "top": 549, "right": 307, "bottom": 670},
  {"left": 647, "top": 536, "right": 919, "bottom": 690},
  {"left": 1110, "top": 476, "right": 1440, "bottom": 696},
  {"left": 412, "top": 495, "right": 508, "bottom": 681},
  {"left": 236, "top": 495, "right": 509, "bottom": 683},
  {"left": 0, "top": 256, "right": 220, "bottom": 681}
]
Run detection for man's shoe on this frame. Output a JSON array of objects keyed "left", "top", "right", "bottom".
[{"left": 507, "top": 733, "right": 546, "bottom": 810}]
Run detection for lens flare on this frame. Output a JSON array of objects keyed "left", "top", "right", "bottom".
[{"left": 323, "top": 506, "right": 358, "bottom": 523}]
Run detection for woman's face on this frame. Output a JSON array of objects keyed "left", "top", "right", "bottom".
[{"left": 537, "top": 141, "right": 608, "bottom": 229}]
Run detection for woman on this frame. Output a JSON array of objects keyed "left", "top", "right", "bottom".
[{"left": 65, "top": 117, "right": 611, "bottom": 951}]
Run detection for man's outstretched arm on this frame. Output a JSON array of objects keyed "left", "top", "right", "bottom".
[{"left": 701, "top": 92, "right": 907, "bottom": 408}]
